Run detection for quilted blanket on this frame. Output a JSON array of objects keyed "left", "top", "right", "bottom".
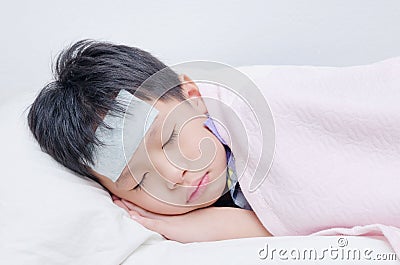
[{"left": 197, "top": 57, "right": 400, "bottom": 256}]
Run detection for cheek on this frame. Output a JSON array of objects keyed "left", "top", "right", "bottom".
[
  {"left": 178, "top": 124, "right": 219, "bottom": 160},
  {"left": 215, "top": 142, "right": 228, "bottom": 170},
  {"left": 127, "top": 191, "right": 195, "bottom": 214}
]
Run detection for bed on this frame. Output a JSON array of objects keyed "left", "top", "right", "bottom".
[{"left": 1, "top": 59, "right": 399, "bottom": 264}]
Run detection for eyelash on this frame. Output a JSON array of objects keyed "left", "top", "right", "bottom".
[
  {"left": 162, "top": 129, "right": 177, "bottom": 149},
  {"left": 132, "top": 129, "right": 177, "bottom": 191},
  {"left": 132, "top": 172, "right": 148, "bottom": 191}
]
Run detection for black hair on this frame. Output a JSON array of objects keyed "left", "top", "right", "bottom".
[{"left": 27, "top": 39, "right": 186, "bottom": 183}]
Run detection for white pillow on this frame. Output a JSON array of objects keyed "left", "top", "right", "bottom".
[{"left": 0, "top": 93, "right": 164, "bottom": 264}]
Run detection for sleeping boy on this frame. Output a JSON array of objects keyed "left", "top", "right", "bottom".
[{"left": 27, "top": 39, "right": 271, "bottom": 243}]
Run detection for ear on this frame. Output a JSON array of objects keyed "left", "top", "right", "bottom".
[{"left": 179, "top": 74, "right": 208, "bottom": 114}]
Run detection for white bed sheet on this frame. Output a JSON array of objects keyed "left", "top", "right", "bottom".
[{"left": 123, "top": 235, "right": 398, "bottom": 265}]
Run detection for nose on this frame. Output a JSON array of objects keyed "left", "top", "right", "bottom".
[{"left": 166, "top": 169, "right": 187, "bottom": 189}]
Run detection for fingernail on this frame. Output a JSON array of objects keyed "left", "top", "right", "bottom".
[
  {"left": 131, "top": 215, "right": 138, "bottom": 220},
  {"left": 130, "top": 213, "right": 141, "bottom": 220}
]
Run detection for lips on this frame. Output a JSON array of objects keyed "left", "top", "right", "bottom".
[{"left": 186, "top": 172, "right": 209, "bottom": 203}]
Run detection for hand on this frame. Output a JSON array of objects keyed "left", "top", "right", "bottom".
[
  {"left": 111, "top": 194, "right": 131, "bottom": 212},
  {"left": 113, "top": 195, "right": 216, "bottom": 243},
  {"left": 111, "top": 194, "right": 271, "bottom": 243}
]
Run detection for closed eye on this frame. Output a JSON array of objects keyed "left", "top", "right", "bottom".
[
  {"left": 162, "top": 126, "right": 177, "bottom": 149},
  {"left": 131, "top": 172, "right": 148, "bottom": 191}
]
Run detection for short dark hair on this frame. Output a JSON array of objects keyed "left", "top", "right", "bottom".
[{"left": 27, "top": 39, "right": 186, "bottom": 182}]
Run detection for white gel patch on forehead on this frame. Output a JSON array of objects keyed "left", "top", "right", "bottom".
[{"left": 90, "top": 89, "right": 159, "bottom": 182}]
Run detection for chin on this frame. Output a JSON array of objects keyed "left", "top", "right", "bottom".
[
  {"left": 157, "top": 199, "right": 217, "bottom": 215},
  {"left": 154, "top": 206, "right": 194, "bottom": 215}
]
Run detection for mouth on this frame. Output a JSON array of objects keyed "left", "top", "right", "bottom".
[{"left": 186, "top": 172, "right": 209, "bottom": 203}]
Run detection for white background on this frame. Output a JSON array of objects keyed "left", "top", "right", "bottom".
[{"left": 0, "top": 0, "right": 399, "bottom": 101}]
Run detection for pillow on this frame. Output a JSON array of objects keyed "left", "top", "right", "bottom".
[{"left": 0, "top": 92, "right": 164, "bottom": 264}]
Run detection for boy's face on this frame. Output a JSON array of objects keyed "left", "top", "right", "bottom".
[{"left": 94, "top": 77, "right": 228, "bottom": 215}]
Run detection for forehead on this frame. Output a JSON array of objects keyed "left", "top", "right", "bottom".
[
  {"left": 146, "top": 99, "right": 185, "bottom": 134},
  {"left": 148, "top": 116, "right": 161, "bottom": 138},
  {"left": 146, "top": 113, "right": 172, "bottom": 142}
]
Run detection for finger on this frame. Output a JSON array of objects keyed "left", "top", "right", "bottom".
[
  {"left": 129, "top": 210, "right": 142, "bottom": 218},
  {"left": 121, "top": 199, "right": 155, "bottom": 218},
  {"left": 120, "top": 199, "right": 140, "bottom": 210},
  {"left": 113, "top": 200, "right": 130, "bottom": 212},
  {"left": 129, "top": 211, "right": 166, "bottom": 237},
  {"left": 111, "top": 194, "right": 120, "bottom": 201}
]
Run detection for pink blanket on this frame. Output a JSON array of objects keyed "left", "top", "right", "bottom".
[{"left": 198, "top": 57, "right": 400, "bottom": 256}]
